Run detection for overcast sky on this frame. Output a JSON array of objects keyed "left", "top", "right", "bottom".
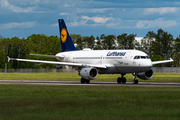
[{"left": 0, "top": 0, "right": 180, "bottom": 38}]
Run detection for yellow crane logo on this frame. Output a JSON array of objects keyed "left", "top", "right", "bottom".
[{"left": 61, "top": 28, "right": 67, "bottom": 43}]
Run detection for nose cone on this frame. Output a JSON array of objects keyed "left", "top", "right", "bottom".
[
  {"left": 147, "top": 59, "right": 153, "bottom": 68},
  {"left": 138, "top": 59, "right": 152, "bottom": 72},
  {"left": 144, "top": 60, "right": 153, "bottom": 72},
  {"left": 140, "top": 59, "right": 152, "bottom": 67}
]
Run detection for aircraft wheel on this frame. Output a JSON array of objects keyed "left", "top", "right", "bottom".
[
  {"left": 86, "top": 80, "right": 90, "bottom": 84},
  {"left": 117, "top": 77, "right": 122, "bottom": 84},
  {"left": 136, "top": 80, "right": 138, "bottom": 84},
  {"left": 122, "top": 77, "right": 126, "bottom": 84},
  {"left": 133, "top": 80, "right": 138, "bottom": 84},
  {"left": 81, "top": 78, "right": 85, "bottom": 84}
]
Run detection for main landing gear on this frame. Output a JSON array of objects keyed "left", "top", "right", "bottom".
[
  {"left": 117, "top": 73, "right": 139, "bottom": 84},
  {"left": 132, "top": 73, "right": 138, "bottom": 84},
  {"left": 117, "top": 74, "right": 126, "bottom": 84},
  {"left": 81, "top": 78, "right": 90, "bottom": 84}
]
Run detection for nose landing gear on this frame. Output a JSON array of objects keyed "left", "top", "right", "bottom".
[
  {"left": 81, "top": 78, "right": 90, "bottom": 84},
  {"left": 132, "top": 73, "right": 138, "bottom": 84}
]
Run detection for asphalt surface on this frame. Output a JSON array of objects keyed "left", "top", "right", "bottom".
[{"left": 0, "top": 80, "right": 180, "bottom": 87}]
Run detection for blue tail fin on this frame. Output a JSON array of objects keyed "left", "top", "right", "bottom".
[{"left": 58, "top": 19, "right": 78, "bottom": 52}]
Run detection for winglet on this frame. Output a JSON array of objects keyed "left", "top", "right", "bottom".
[
  {"left": 7, "top": 56, "right": 17, "bottom": 62},
  {"left": 7, "top": 56, "right": 10, "bottom": 62}
]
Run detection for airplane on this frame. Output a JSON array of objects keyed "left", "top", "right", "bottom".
[{"left": 8, "top": 19, "right": 173, "bottom": 84}]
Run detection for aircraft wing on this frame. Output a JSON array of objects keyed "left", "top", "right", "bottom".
[
  {"left": 8, "top": 57, "right": 107, "bottom": 69},
  {"left": 152, "top": 58, "right": 173, "bottom": 65}
]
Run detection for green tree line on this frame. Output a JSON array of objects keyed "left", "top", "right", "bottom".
[{"left": 0, "top": 28, "right": 179, "bottom": 69}]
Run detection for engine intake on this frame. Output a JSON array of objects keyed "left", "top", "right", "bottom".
[
  {"left": 79, "top": 67, "right": 98, "bottom": 80},
  {"left": 137, "top": 69, "right": 153, "bottom": 80}
]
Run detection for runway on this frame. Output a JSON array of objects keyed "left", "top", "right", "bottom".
[{"left": 0, "top": 80, "right": 180, "bottom": 87}]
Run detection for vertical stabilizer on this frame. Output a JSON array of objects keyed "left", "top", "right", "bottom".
[{"left": 58, "top": 19, "right": 78, "bottom": 52}]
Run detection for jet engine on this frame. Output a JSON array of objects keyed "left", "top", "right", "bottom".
[
  {"left": 137, "top": 69, "right": 153, "bottom": 80},
  {"left": 79, "top": 67, "right": 98, "bottom": 80}
]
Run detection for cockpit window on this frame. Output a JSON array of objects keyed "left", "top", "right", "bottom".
[
  {"left": 134, "top": 56, "right": 150, "bottom": 59},
  {"left": 141, "top": 56, "right": 146, "bottom": 59},
  {"left": 134, "top": 56, "right": 140, "bottom": 59},
  {"left": 146, "top": 56, "right": 150, "bottom": 59}
]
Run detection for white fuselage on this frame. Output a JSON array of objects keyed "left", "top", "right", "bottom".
[{"left": 56, "top": 49, "right": 152, "bottom": 74}]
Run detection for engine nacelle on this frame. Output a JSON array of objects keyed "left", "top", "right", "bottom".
[
  {"left": 137, "top": 69, "right": 153, "bottom": 80},
  {"left": 79, "top": 67, "right": 98, "bottom": 80}
]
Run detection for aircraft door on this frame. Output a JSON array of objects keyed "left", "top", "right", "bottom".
[
  {"left": 100, "top": 54, "right": 104, "bottom": 64},
  {"left": 65, "top": 53, "right": 72, "bottom": 62},
  {"left": 124, "top": 52, "right": 131, "bottom": 65},
  {"left": 101, "top": 55, "right": 103, "bottom": 63},
  {"left": 132, "top": 56, "right": 136, "bottom": 65}
]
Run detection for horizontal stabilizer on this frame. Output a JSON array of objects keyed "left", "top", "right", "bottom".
[{"left": 30, "top": 54, "right": 64, "bottom": 58}]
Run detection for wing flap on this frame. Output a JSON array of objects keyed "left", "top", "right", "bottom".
[{"left": 9, "top": 58, "right": 107, "bottom": 69}]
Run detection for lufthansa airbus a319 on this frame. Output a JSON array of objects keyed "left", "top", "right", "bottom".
[{"left": 8, "top": 19, "right": 173, "bottom": 84}]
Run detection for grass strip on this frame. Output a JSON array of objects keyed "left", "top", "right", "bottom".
[
  {"left": 0, "top": 85, "right": 180, "bottom": 120},
  {"left": 0, "top": 72, "right": 180, "bottom": 82}
]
